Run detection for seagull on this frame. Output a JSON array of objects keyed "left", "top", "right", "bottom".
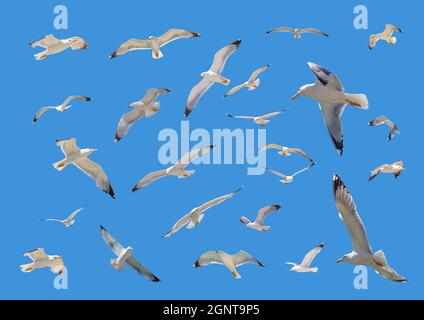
[
  {"left": 115, "top": 88, "right": 171, "bottom": 142},
  {"left": 193, "top": 250, "right": 264, "bottom": 279},
  {"left": 286, "top": 243, "right": 324, "bottom": 273},
  {"left": 184, "top": 40, "right": 241, "bottom": 117},
  {"left": 225, "top": 110, "right": 287, "bottom": 126},
  {"left": 292, "top": 62, "right": 369, "bottom": 156},
  {"left": 368, "top": 115, "right": 400, "bottom": 141},
  {"left": 109, "top": 28, "right": 200, "bottom": 59},
  {"left": 266, "top": 163, "right": 315, "bottom": 184},
  {"left": 333, "top": 175, "right": 407, "bottom": 282},
  {"left": 240, "top": 204, "right": 281, "bottom": 232},
  {"left": 132, "top": 145, "right": 214, "bottom": 192},
  {"left": 258, "top": 144, "right": 315, "bottom": 164},
  {"left": 266, "top": 27, "right": 328, "bottom": 38},
  {"left": 30, "top": 34, "right": 88, "bottom": 60},
  {"left": 53, "top": 138, "right": 115, "bottom": 199},
  {"left": 224, "top": 64, "right": 270, "bottom": 97},
  {"left": 41, "top": 207, "right": 85, "bottom": 228},
  {"left": 369, "top": 161, "right": 405, "bottom": 181},
  {"left": 163, "top": 187, "right": 242, "bottom": 238},
  {"left": 20, "top": 248, "right": 65, "bottom": 274},
  {"left": 369, "top": 24, "right": 402, "bottom": 50},
  {"left": 100, "top": 225, "right": 160, "bottom": 282},
  {"left": 33, "top": 96, "right": 92, "bottom": 124}
]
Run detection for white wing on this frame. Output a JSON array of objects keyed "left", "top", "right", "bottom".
[
  {"left": 286, "top": 148, "right": 315, "bottom": 163},
  {"left": 184, "top": 78, "right": 214, "bottom": 117},
  {"left": 258, "top": 144, "right": 284, "bottom": 152},
  {"left": 232, "top": 251, "right": 264, "bottom": 267},
  {"left": 333, "top": 175, "right": 373, "bottom": 255},
  {"left": 174, "top": 145, "right": 214, "bottom": 170},
  {"left": 300, "top": 244, "right": 324, "bottom": 268},
  {"left": 140, "top": 88, "right": 170, "bottom": 104},
  {"left": 24, "top": 248, "right": 48, "bottom": 261},
  {"left": 62, "top": 95, "right": 92, "bottom": 106},
  {"left": 33, "top": 107, "right": 57, "bottom": 123},
  {"left": 300, "top": 28, "right": 329, "bottom": 37},
  {"left": 225, "top": 113, "right": 255, "bottom": 120},
  {"left": 126, "top": 256, "right": 161, "bottom": 282},
  {"left": 56, "top": 138, "right": 80, "bottom": 156},
  {"left": 162, "top": 212, "right": 193, "bottom": 238},
  {"left": 109, "top": 39, "right": 150, "bottom": 58},
  {"left": 254, "top": 205, "right": 281, "bottom": 225},
  {"left": 100, "top": 225, "right": 125, "bottom": 256},
  {"left": 224, "top": 84, "right": 245, "bottom": 97},
  {"left": 132, "top": 169, "right": 168, "bottom": 191},
  {"left": 73, "top": 158, "right": 115, "bottom": 199},
  {"left": 30, "top": 34, "right": 60, "bottom": 48},
  {"left": 266, "top": 27, "right": 295, "bottom": 34},
  {"left": 197, "top": 187, "right": 242, "bottom": 212},
  {"left": 307, "top": 62, "right": 343, "bottom": 91},
  {"left": 210, "top": 39, "right": 241, "bottom": 74},
  {"left": 292, "top": 163, "right": 315, "bottom": 177},
  {"left": 66, "top": 207, "right": 85, "bottom": 221},
  {"left": 194, "top": 251, "right": 224, "bottom": 267},
  {"left": 157, "top": 28, "right": 200, "bottom": 46},
  {"left": 115, "top": 108, "right": 146, "bottom": 142},
  {"left": 260, "top": 111, "right": 284, "bottom": 119},
  {"left": 248, "top": 64, "right": 270, "bottom": 82},
  {"left": 320, "top": 102, "right": 346, "bottom": 156},
  {"left": 266, "top": 168, "right": 287, "bottom": 179},
  {"left": 50, "top": 257, "right": 65, "bottom": 274}
]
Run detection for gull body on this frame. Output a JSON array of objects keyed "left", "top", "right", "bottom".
[
  {"left": 33, "top": 96, "right": 92, "bottom": 124},
  {"left": 30, "top": 34, "right": 88, "bottom": 60},
  {"left": 258, "top": 144, "right": 315, "bottom": 164},
  {"left": 369, "top": 161, "right": 405, "bottom": 181},
  {"left": 20, "top": 248, "right": 65, "bottom": 274},
  {"left": 292, "top": 62, "right": 369, "bottom": 155},
  {"left": 333, "top": 175, "right": 407, "bottom": 282},
  {"left": 286, "top": 243, "right": 324, "bottom": 273},
  {"left": 224, "top": 65, "right": 270, "bottom": 97},
  {"left": 41, "top": 207, "right": 85, "bottom": 228},
  {"left": 240, "top": 204, "right": 281, "bottom": 232},
  {"left": 369, "top": 24, "right": 402, "bottom": 50},
  {"left": 194, "top": 250, "right": 264, "bottom": 279}
]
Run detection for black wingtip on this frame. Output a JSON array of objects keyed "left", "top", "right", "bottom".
[
  {"left": 274, "top": 204, "right": 283, "bottom": 210},
  {"left": 109, "top": 51, "right": 117, "bottom": 60},
  {"left": 100, "top": 225, "right": 106, "bottom": 232},
  {"left": 85, "top": 97, "right": 93, "bottom": 101},
  {"left": 232, "top": 39, "right": 242, "bottom": 47},
  {"left": 319, "top": 243, "right": 325, "bottom": 248},
  {"left": 192, "top": 32, "right": 201, "bottom": 38},
  {"left": 193, "top": 260, "right": 200, "bottom": 268}
]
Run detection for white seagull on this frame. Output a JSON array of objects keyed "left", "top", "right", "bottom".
[
  {"left": 132, "top": 145, "right": 214, "bottom": 192},
  {"left": 286, "top": 243, "right": 324, "bottom": 273},
  {"left": 115, "top": 88, "right": 171, "bottom": 142},
  {"left": 225, "top": 110, "right": 287, "bottom": 126},
  {"left": 266, "top": 27, "right": 328, "bottom": 38},
  {"left": 333, "top": 175, "right": 407, "bottom": 282},
  {"left": 369, "top": 24, "right": 402, "bottom": 50},
  {"left": 184, "top": 39, "right": 241, "bottom": 117},
  {"left": 266, "top": 163, "right": 315, "bottom": 184},
  {"left": 369, "top": 115, "right": 400, "bottom": 141},
  {"left": 20, "top": 248, "right": 65, "bottom": 274},
  {"left": 240, "top": 204, "right": 282, "bottom": 232},
  {"left": 194, "top": 250, "right": 264, "bottom": 279},
  {"left": 109, "top": 28, "right": 200, "bottom": 59},
  {"left": 53, "top": 138, "right": 115, "bottom": 199},
  {"left": 224, "top": 64, "right": 270, "bottom": 97},
  {"left": 33, "top": 95, "right": 92, "bottom": 124},
  {"left": 100, "top": 225, "right": 160, "bottom": 282},
  {"left": 41, "top": 207, "right": 85, "bottom": 228},
  {"left": 258, "top": 144, "right": 315, "bottom": 164},
  {"left": 292, "top": 62, "right": 369, "bottom": 156},
  {"left": 163, "top": 187, "right": 242, "bottom": 238},
  {"left": 30, "top": 34, "right": 88, "bottom": 60},
  {"left": 369, "top": 161, "right": 405, "bottom": 181}
]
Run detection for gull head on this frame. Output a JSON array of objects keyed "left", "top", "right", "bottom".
[
  {"left": 240, "top": 216, "right": 251, "bottom": 225},
  {"left": 200, "top": 71, "right": 208, "bottom": 78},
  {"left": 291, "top": 85, "right": 311, "bottom": 100}
]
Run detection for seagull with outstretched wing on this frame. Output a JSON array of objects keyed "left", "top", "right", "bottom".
[
  {"left": 30, "top": 34, "right": 88, "bottom": 60},
  {"left": 240, "top": 204, "right": 282, "bottom": 232},
  {"left": 369, "top": 115, "right": 400, "bottom": 141},
  {"left": 267, "top": 27, "right": 328, "bottom": 38},
  {"left": 369, "top": 24, "right": 402, "bottom": 50},
  {"left": 224, "top": 64, "right": 270, "bottom": 97},
  {"left": 41, "top": 207, "right": 85, "bottom": 228},
  {"left": 368, "top": 161, "right": 405, "bottom": 181},
  {"left": 20, "top": 248, "right": 65, "bottom": 274},
  {"left": 286, "top": 243, "right": 324, "bottom": 273},
  {"left": 266, "top": 163, "right": 315, "bottom": 184},
  {"left": 225, "top": 109, "right": 287, "bottom": 126},
  {"left": 258, "top": 144, "right": 315, "bottom": 164}
]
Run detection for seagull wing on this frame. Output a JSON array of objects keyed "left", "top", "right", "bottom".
[
  {"left": 41, "top": 218, "right": 63, "bottom": 223},
  {"left": 126, "top": 256, "right": 161, "bottom": 282},
  {"left": 258, "top": 144, "right": 284, "bottom": 152},
  {"left": 73, "top": 158, "right": 115, "bottom": 199},
  {"left": 266, "top": 27, "right": 295, "bottom": 34},
  {"left": 197, "top": 187, "right": 242, "bottom": 213},
  {"left": 383, "top": 24, "right": 401, "bottom": 37},
  {"left": 369, "top": 115, "right": 389, "bottom": 127},
  {"left": 56, "top": 138, "right": 80, "bottom": 156},
  {"left": 33, "top": 107, "right": 56, "bottom": 123},
  {"left": 224, "top": 84, "right": 245, "bottom": 97},
  {"left": 157, "top": 28, "right": 200, "bottom": 46},
  {"left": 140, "top": 88, "right": 170, "bottom": 104},
  {"left": 232, "top": 251, "right": 264, "bottom": 267},
  {"left": 184, "top": 78, "right": 213, "bottom": 117},
  {"left": 30, "top": 34, "right": 60, "bottom": 48},
  {"left": 373, "top": 251, "right": 406, "bottom": 282},
  {"left": 100, "top": 225, "right": 125, "bottom": 256},
  {"left": 287, "top": 148, "right": 315, "bottom": 163},
  {"left": 162, "top": 212, "right": 193, "bottom": 238},
  {"left": 132, "top": 169, "right": 168, "bottom": 191},
  {"left": 63, "top": 95, "right": 92, "bottom": 106},
  {"left": 300, "top": 28, "right": 328, "bottom": 37},
  {"left": 69, "top": 37, "right": 88, "bottom": 50},
  {"left": 225, "top": 114, "right": 255, "bottom": 120},
  {"left": 292, "top": 163, "right": 315, "bottom": 177},
  {"left": 320, "top": 102, "right": 346, "bottom": 156},
  {"left": 175, "top": 145, "right": 214, "bottom": 169},
  {"left": 66, "top": 207, "right": 85, "bottom": 221},
  {"left": 254, "top": 205, "right": 281, "bottom": 225},
  {"left": 248, "top": 64, "right": 270, "bottom": 82},
  {"left": 333, "top": 175, "right": 373, "bottom": 255},
  {"left": 109, "top": 39, "right": 150, "bottom": 58},
  {"left": 194, "top": 251, "right": 224, "bottom": 267},
  {"left": 260, "top": 111, "right": 283, "bottom": 119},
  {"left": 210, "top": 39, "right": 241, "bottom": 74},
  {"left": 300, "top": 244, "right": 324, "bottom": 268},
  {"left": 24, "top": 248, "right": 48, "bottom": 261},
  {"left": 267, "top": 168, "right": 287, "bottom": 179},
  {"left": 307, "top": 62, "right": 343, "bottom": 91},
  {"left": 115, "top": 108, "right": 146, "bottom": 142}
]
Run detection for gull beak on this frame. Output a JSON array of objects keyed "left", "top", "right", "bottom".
[{"left": 291, "top": 92, "right": 300, "bottom": 100}]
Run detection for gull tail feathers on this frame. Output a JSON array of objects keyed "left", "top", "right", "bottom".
[
  {"left": 373, "top": 250, "right": 388, "bottom": 267},
  {"left": 152, "top": 49, "right": 164, "bottom": 59},
  {"left": 249, "top": 78, "right": 260, "bottom": 90},
  {"left": 345, "top": 94, "right": 369, "bottom": 109},
  {"left": 53, "top": 160, "right": 68, "bottom": 171}
]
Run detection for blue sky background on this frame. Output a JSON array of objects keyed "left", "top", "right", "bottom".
[{"left": 0, "top": 0, "right": 422, "bottom": 299}]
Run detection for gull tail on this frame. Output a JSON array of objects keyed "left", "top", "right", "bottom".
[
  {"left": 152, "top": 49, "right": 164, "bottom": 59},
  {"left": 144, "top": 102, "right": 160, "bottom": 118},
  {"left": 388, "top": 124, "right": 400, "bottom": 141},
  {"left": 248, "top": 78, "right": 260, "bottom": 91},
  {"left": 53, "top": 160, "right": 68, "bottom": 171},
  {"left": 231, "top": 270, "right": 242, "bottom": 279},
  {"left": 390, "top": 37, "right": 397, "bottom": 45},
  {"left": 20, "top": 263, "right": 34, "bottom": 273},
  {"left": 345, "top": 93, "right": 369, "bottom": 110}
]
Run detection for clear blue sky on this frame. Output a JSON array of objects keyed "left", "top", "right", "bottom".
[{"left": 1, "top": 0, "right": 422, "bottom": 299}]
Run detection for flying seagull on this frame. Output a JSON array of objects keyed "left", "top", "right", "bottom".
[
  {"left": 333, "top": 175, "right": 407, "bottom": 282},
  {"left": 33, "top": 95, "right": 92, "bottom": 124},
  {"left": 20, "top": 248, "right": 65, "bottom": 274},
  {"left": 53, "top": 138, "right": 115, "bottom": 199},
  {"left": 368, "top": 115, "right": 400, "bottom": 141},
  {"left": 30, "top": 34, "right": 88, "bottom": 60},
  {"left": 115, "top": 88, "right": 171, "bottom": 142},
  {"left": 266, "top": 27, "right": 328, "bottom": 38},
  {"left": 100, "top": 225, "right": 160, "bottom": 282},
  {"left": 369, "top": 24, "right": 402, "bottom": 50},
  {"left": 41, "top": 207, "right": 85, "bottom": 228},
  {"left": 369, "top": 161, "right": 405, "bottom": 181},
  {"left": 184, "top": 40, "right": 241, "bottom": 117},
  {"left": 266, "top": 163, "right": 315, "bottom": 184},
  {"left": 292, "top": 62, "right": 369, "bottom": 156},
  {"left": 240, "top": 204, "right": 281, "bottom": 232},
  {"left": 224, "top": 64, "right": 270, "bottom": 97},
  {"left": 258, "top": 144, "right": 315, "bottom": 164},
  {"left": 225, "top": 110, "right": 287, "bottom": 126},
  {"left": 286, "top": 243, "right": 324, "bottom": 273},
  {"left": 194, "top": 250, "right": 264, "bottom": 279},
  {"left": 132, "top": 145, "right": 214, "bottom": 192},
  {"left": 163, "top": 187, "right": 242, "bottom": 238},
  {"left": 109, "top": 28, "right": 200, "bottom": 59}
]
